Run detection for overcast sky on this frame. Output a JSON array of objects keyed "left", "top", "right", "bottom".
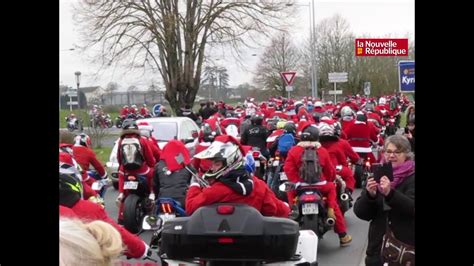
[{"left": 60, "top": 0, "right": 414, "bottom": 90}]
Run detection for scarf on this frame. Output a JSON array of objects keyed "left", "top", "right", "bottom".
[
  {"left": 218, "top": 166, "right": 254, "bottom": 196},
  {"left": 391, "top": 160, "right": 415, "bottom": 188}
]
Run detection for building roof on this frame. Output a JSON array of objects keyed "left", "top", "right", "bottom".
[{"left": 79, "top": 86, "right": 102, "bottom": 93}]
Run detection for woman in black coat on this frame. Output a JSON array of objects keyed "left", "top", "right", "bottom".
[{"left": 354, "top": 134, "right": 415, "bottom": 266}]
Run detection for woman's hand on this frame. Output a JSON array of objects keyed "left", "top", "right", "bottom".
[
  {"left": 379, "top": 176, "right": 391, "bottom": 196},
  {"left": 366, "top": 177, "right": 378, "bottom": 198}
]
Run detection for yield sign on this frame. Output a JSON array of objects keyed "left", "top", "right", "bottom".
[{"left": 280, "top": 71, "right": 297, "bottom": 86}]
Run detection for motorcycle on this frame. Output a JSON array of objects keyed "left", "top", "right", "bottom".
[
  {"left": 115, "top": 115, "right": 125, "bottom": 128},
  {"left": 352, "top": 156, "right": 372, "bottom": 188},
  {"left": 251, "top": 147, "right": 267, "bottom": 180},
  {"left": 88, "top": 170, "right": 109, "bottom": 200},
  {"left": 280, "top": 181, "right": 335, "bottom": 239},
  {"left": 66, "top": 117, "right": 83, "bottom": 132},
  {"left": 158, "top": 203, "right": 318, "bottom": 265},
  {"left": 383, "top": 115, "right": 397, "bottom": 136},
  {"left": 142, "top": 197, "right": 187, "bottom": 256},
  {"left": 335, "top": 166, "right": 352, "bottom": 214},
  {"left": 265, "top": 151, "right": 288, "bottom": 203},
  {"left": 122, "top": 174, "right": 152, "bottom": 234}
]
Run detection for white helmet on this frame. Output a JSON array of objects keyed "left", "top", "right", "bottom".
[
  {"left": 341, "top": 106, "right": 353, "bottom": 117},
  {"left": 194, "top": 140, "right": 243, "bottom": 180},
  {"left": 137, "top": 121, "right": 153, "bottom": 138},
  {"left": 318, "top": 122, "right": 335, "bottom": 136},
  {"left": 379, "top": 97, "right": 386, "bottom": 105},
  {"left": 314, "top": 101, "right": 323, "bottom": 108}
]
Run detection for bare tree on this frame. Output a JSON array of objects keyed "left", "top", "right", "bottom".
[
  {"left": 302, "top": 15, "right": 415, "bottom": 97},
  {"left": 105, "top": 82, "right": 119, "bottom": 105},
  {"left": 127, "top": 85, "right": 139, "bottom": 92},
  {"left": 253, "top": 33, "right": 301, "bottom": 97},
  {"left": 147, "top": 81, "right": 160, "bottom": 103},
  {"left": 86, "top": 127, "right": 110, "bottom": 149},
  {"left": 311, "top": 14, "right": 355, "bottom": 95},
  {"left": 74, "top": 0, "right": 296, "bottom": 114}
]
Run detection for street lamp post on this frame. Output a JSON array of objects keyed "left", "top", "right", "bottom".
[
  {"left": 74, "top": 71, "right": 81, "bottom": 111},
  {"left": 311, "top": 0, "right": 318, "bottom": 99}
]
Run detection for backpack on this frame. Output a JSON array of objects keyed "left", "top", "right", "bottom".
[
  {"left": 277, "top": 133, "right": 295, "bottom": 156},
  {"left": 299, "top": 146, "right": 322, "bottom": 184},
  {"left": 120, "top": 137, "right": 144, "bottom": 170}
]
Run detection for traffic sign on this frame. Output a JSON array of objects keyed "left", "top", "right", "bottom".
[
  {"left": 152, "top": 104, "right": 162, "bottom": 117},
  {"left": 67, "top": 101, "right": 79, "bottom": 105},
  {"left": 280, "top": 71, "right": 297, "bottom": 86},
  {"left": 328, "top": 72, "right": 348, "bottom": 83},
  {"left": 328, "top": 90, "right": 343, "bottom": 95},
  {"left": 364, "top": 82, "right": 371, "bottom": 95},
  {"left": 285, "top": 86, "right": 294, "bottom": 92}
]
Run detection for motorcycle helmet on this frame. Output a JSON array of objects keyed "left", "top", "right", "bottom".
[
  {"left": 201, "top": 123, "right": 219, "bottom": 142},
  {"left": 356, "top": 111, "right": 367, "bottom": 122},
  {"left": 378, "top": 97, "right": 386, "bottom": 105},
  {"left": 194, "top": 140, "right": 243, "bottom": 180},
  {"left": 74, "top": 133, "right": 92, "bottom": 148},
  {"left": 300, "top": 125, "right": 319, "bottom": 142},
  {"left": 59, "top": 167, "right": 83, "bottom": 208},
  {"left": 122, "top": 119, "right": 138, "bottom": 130},
  {"left": 341, "top": 106, "right": 353, "bottom": 117},
  {"left": 250, "top": 113, "right": 264, "bottom": 126},
  {"left": 318, "top": 121, "right": 335, "bottom": 136},
  {"left": 283, "top": 122, "right": 297, "bottom": 135},
  {"left": 137, "top": 121, "right": 153, "bottom": 138},
  {"left": 276, "top": 120, "right": 287, "bottom": 130}
]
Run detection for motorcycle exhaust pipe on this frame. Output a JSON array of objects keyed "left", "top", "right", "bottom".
[
  {"left": 340, "top": 193, "right": 349, "bottom": 201},
  {"left": 325, "top": 217, "right": 335, "bottom": 226}
]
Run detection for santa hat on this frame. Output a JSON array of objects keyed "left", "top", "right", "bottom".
[
  {"left": 137, "top": 121, "right": 153, "bottom": 132},
  {"left": 160, "top": 140, "right": 191, "bottom": 172}
]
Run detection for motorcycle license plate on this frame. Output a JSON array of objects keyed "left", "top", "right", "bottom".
[
  {"left": 91, "top": 181, "right": 104, "bottom": 190},
  {"left": 255, "top": 160, "right": 260, "bottom": 167},
  {"left": 302, "top": 203, "right": 318, "bottom": 215},
  {"left": 280, "top": 172, "right": 288, "bottom": 181},
  {"left": 273, "top": 160, "right": 280, "bottom": 167},
  {"left": 124, "top": 181, "right": 138, "bottom": 190},
  {"left": 159, "top": 213, "right": 176, "bottom": 223}
]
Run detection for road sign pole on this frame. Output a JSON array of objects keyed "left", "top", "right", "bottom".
[{"left": 334, "top": 82, "right": 337, "bottom": 103}]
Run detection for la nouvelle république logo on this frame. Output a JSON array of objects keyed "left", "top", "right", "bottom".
[{"left": 355, "top": 39, "right": 408, "bottom": 56}]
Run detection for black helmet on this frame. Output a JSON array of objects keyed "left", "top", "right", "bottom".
[
  {"left": 301, "top": 125, "right": 319, "bottom": 141},
  {"left": 122, "top": 119, "right": 138, "bottom": 130},
  {"left": 284, "top": 122, "right": 297, "bottom": 135},
  {"left": 356, "top": 111, "right": 367, "bottom": 122},
  {"left": 59, "top": 170, "right": 83, "bottom": 208},
  {"left": 250, "top": 114, "right": 263, "bottom": 125},
  {"left": 202, "top": 123, "right": 219, "bottom": 142}
]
